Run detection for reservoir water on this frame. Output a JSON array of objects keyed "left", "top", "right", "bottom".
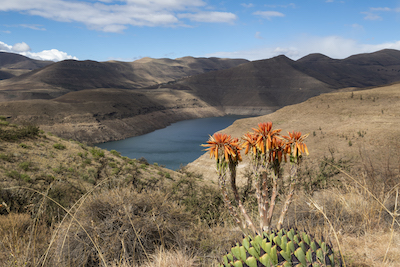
[{"left": 96, "top": 116, "right": 247, "bottom": 170}]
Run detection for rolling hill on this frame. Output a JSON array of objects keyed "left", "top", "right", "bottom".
[
  {"left": 187, "top": 82, "right": 400, "bottom": 182},
  {"left": 0, "top": 54, "right": 248, "bottom": 101},
  {"left": 0, "top": 49, "right": 400, "bottom": 143},
  {"left": 163, "top": 49, "right": 400, "bottom": 114},
  {"left": 0, "top": 52, "right": 53, "bottom": 78}
]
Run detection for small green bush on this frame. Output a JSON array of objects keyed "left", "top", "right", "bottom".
[
  {"left": 110, "top": 150, "right": 121, "bottom": 157},
  {"left": 90, "top": 147, "right": 105, "bottom": 159},
  {"left": 53, "top": 143, "right": 66, "bottom": 150},
  {"left": 19, "top": 143, "right": 30, "bottom": 149},
  {"left": 0, "top": 125, "right": 39, "bottom": 141},
  {"left": 19, "top": 161, "right": 33, "bottom": 172},
  {"left": 0, "top": 153, "right": 13, "bottom": 162},
  {"left": 112, "top": 168, "right": 120, "bottom": 175},
  {"left": 140, "top": 164, "right": 147, "bottom": 170},
  {"left": 108, "top": 162, "right": 117, "bottom": 168},
  {"left": 83, "top": 158, "right": 92, "bottom": 165},
  {"left": 6, "top": 170, "right": 30, "bottom": 182}
]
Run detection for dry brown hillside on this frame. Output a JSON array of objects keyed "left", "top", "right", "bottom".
[
  {"left": 165, "top": 49, "right": 400, "bottom": 115},
  {"left": 0, "top": 88, "right": 224, "bottom": 144},
  {"left": 0, "top": 52, "right": 53, "bottom": 78},
  {"left": 187, "top": 82, "right": 400, "bottom": 182},
  {"left": 0, "top": 54, "right": 248, "bottom": 101}
]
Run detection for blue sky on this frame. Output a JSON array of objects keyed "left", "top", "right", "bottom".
[{"left": 0, "top": 0, "right": 400, "bottom": 62}]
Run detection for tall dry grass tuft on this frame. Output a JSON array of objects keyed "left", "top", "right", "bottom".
[
  {"left": 0, "top": 212, "right": 50, "bottom": 267},
  {"left": 49, "top": 188, "right": 198, "bottom": 266},
  {"left": 287, "top": 157, "right": 400, "bottom": 267},
  {"left": 141, "top": 247, "right": 197, "bottom": 267}
]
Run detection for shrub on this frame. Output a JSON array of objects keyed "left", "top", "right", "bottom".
[
  {"left": 50, "top": 189, "right": 196, "bottom": 266},
  {"left": 110, "top": 149, "right": 121, "bottom": 157},
  {"left": 0, "top": 153, "right": 14, "bottom": 162},
  {"left": 53, "top": 143, "right": 66, "bottom": 150},
  {"left": 19, "top": 143, "right": 30, "bottom": 149},
  {"left": 90, "top": 147, "right": 105, "bottom": 159},
  {"left": 0, "top": 125, "right": 39, "bottom": 141},
  {"left": 19, "top": 161, "right": 33, "bottom": 172},
  {"left": 6, "top": 170, "right": 30, "bottom": 182}
]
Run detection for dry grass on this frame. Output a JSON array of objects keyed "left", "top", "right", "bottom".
[
  {"left": 141, "top": 247, "right": 197, "bottom": 267},
  {"left": 286, "top": 160, "right": 400, "bottom": 267},
  {"left": 0, "top": 212, "right": 51, "bottom": 267},
  {"left": 48, "top": 188, "right": 198, "bottom": 266},
  {"left": 1, "top": 162, "right": 399, "bottom": 267},
  {"left": 1, "top": 121, "right": 400, "bottom": 266}
]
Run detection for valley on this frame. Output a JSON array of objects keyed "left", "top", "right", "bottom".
[
  {"left": 0, "top": 49, "right": 400, "bottom": 145},
  {"left": 0, "top": 49, "right": 400, "bottom": 266}
]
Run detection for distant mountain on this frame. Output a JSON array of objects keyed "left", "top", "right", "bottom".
[
  {"left": 1, "top": 49, "right": 400, "bottom": 143},
  {"left": 294, "top": 49, "right": 400, "bottom": 88},
  {"left": 163, "top": 49, "right": 400, "bottom": 114},
  {"left": 174, "top": 55, "right": 332, "bottom": 114},
  {"left": 0, "top": 52, "right": 53, "bottom": 78},
  {"left": 0, "top": 55, "right": 248, "bottom": 100}
]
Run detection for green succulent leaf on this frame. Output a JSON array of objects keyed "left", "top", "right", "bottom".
[{"left": 219, "top": 229, "right": 336, "bottom": 267}]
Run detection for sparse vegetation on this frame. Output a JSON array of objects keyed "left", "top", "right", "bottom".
[
  {"left": 0, "top": 115, "right": 399, "bottom": 267},
  {"left": 53, "top": 143, "right": 66, "bottom": 150}
]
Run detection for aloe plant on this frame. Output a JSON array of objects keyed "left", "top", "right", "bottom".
[
  {"left": 203, "top": 122, "right": 309, "bottom": 234},
  {"left": 219, "top": 228, "right": 338, "bottom": 267}
]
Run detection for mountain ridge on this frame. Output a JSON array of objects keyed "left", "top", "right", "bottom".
[{"left": 0, "top": 49, "right": 400, "bottom": 143}]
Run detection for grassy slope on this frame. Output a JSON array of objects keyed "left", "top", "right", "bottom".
[
  {"left": 1, "top": 78, "right": 400, "bottom": 267},
  {"left": 188, "top": 83, "right": 400, "bottom": 183},
  {"left": 0, "top": 120, "right": 239, "bottom": 266}
]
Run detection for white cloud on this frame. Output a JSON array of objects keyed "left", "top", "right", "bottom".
[
  {"left": 178, "top": 11, "right": 237, "bottom": 23},
  {"left": 22, "top": 49, "right": 78, "bottom": 61},
  {"left": 0, "top": 41, "right": 77, "bottom": 61},
  {"left": 253, "top": 11, "right": 285, "bottom": 20},
  {"left": 351, "top": 23, "right": 364, "bottom": 30},
  {"left": 0, "top": 41, "right": 12, "bottom": 52},
  {"left": 204, "top": 35, "right": 400, "bottom": 61},
  {"left": 241, "top": 3, "right": 254, "bottom": 8},
  {"left": 255, "top": 31, "right": 262, "bottom": 39},
  {"left": 362, "top": 6, "right": 393, "bottom": 21},
  {"left": 12, "top": 42, "right": 31, "bottom": 52},
  {"left": 362, "top": 12, "right": 382, "bottom": 20},
  {"left": 0, "top": 0, "right": 235, "bottom": 33},
  {"left": 264, "top": 4, "right": 295, "bottom": 8},
  {"left": 370, "top": 7, "right": 391, "bottom": 12},
  {"left": 20, "top": 24, "right": 46, "bottom": 31}
]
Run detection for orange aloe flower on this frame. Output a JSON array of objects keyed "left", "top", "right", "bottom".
[
  {"left": 202, "top": 133, "right": 242, "bottom": 163},
  {"left": 252, "top": 122, "right": 282, "bottom": 154},
  {"left": 270, "top": 138, "right": 287, "bottom": 163},
  {"left": 282, "top": 131, "right": 309, "bottom": 157},
  {"left": 242, "top": 132, "right": 258, "bottom": 155}
]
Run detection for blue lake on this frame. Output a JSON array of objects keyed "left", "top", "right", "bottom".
[{"left": 96, "top": 116, "right": 248, "bottom": 170}]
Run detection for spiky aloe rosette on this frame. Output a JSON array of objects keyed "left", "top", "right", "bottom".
[{"left": 219, "top": 228, "right": 337, "bottom": 267}]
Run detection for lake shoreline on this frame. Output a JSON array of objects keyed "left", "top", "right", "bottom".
[{"left": 96, "top": 115, "right": 255, "bottom": 170}]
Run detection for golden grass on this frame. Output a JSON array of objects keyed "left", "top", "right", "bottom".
[{"left": 1, "top": 127, "right": 399, "bottom": 266}]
